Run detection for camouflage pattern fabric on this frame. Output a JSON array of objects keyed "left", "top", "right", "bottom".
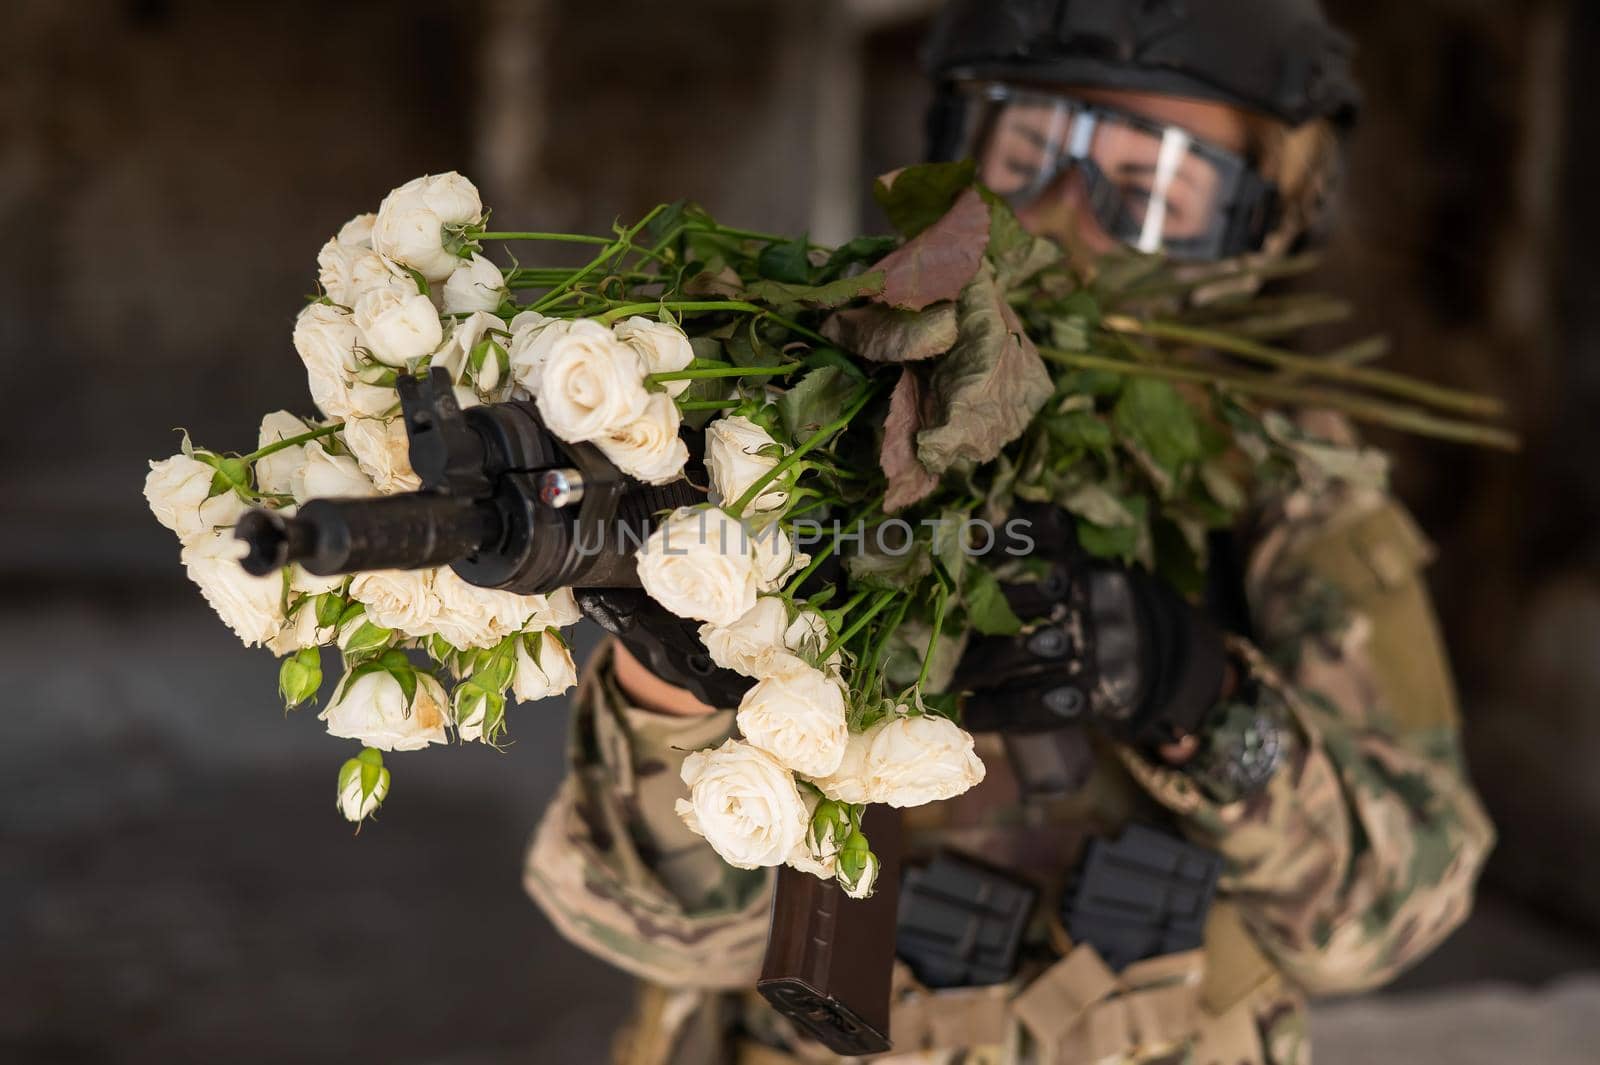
[{"left": 524, "top": 431, "right": 1494, "bottom": 1065}]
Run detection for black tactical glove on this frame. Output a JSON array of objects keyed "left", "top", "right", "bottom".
[
  {"left": 953, "top": 506, "right": 1227, "bottom": 751},
  {"left": 577, "top": 588, "right": 754, "bottom": 709}
]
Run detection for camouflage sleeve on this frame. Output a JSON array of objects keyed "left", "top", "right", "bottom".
[
  {"left": 523, "top": 640, "right": 774, "bottom": 989},
  {"left": 1118, "top": 477, "right": 1495, "bottom": 996}
]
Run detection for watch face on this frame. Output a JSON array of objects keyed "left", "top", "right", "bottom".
[{"left": 1194, "top": 697, "right": 1286, "bottom": 803}]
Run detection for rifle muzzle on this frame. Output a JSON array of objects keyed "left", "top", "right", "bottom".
[{"left": 236, "top": 494, "right": 502, "bottom": 577}]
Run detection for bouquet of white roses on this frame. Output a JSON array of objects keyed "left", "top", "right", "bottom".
[{"left": 147, "top": 165, "right": 1511, "bottom": 896}]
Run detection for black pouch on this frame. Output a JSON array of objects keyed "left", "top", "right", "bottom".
[
  {"left": 1059, "top": 824, "right": 1222, "bottom": 971},
  {"left": 894, "top": 852, "right": 1038, "bottom": 989}
]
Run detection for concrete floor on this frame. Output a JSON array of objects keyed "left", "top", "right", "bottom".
[{"left": 3, "top": 589, "right": 1597, "bottom": 1064}]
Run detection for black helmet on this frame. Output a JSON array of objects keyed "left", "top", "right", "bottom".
[{"left": 924, "top": 0, "right": 1360, "bottom": 131}]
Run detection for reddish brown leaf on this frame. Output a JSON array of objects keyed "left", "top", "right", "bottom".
[
  {"left": 821, "top": 303, "right": 958, "bottom": 364},
  {"left": 874, "top": 188, "right": 991, "bottom": 311},
  {"left": 881, "top": 368, "right": 940, "bottom": 513}
]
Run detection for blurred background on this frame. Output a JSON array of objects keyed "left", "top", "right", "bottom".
[{"left": 3, "top": 0, "right": 1598, "bottom": 1062}]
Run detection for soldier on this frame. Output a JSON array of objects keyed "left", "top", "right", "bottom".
[{"left": 523, "top": 2, "right": 1495, "bottom": 1062}]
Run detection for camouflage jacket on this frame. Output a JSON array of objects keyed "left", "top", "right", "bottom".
[{"left": 523, "top": 450, "right": 1494, "bottom": 1065}]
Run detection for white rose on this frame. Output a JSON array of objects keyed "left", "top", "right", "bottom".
[
  {"left": 318, "top": 240, "right": 411, "bottom": 307},
  {"left": 511, "top": 633, "right": 578, "bottom": 702},
  {"left": 254, "top": 411, "right": 313, "bottom": 498},
  {"left": 294, "top": 304, "right": 394, "bottom": 419},
  {"left": 336, "top": 750, "right": 390, "bottom": 822},
  {"left": 698, "top": 596, "right": 791, "bottom": 678},
  {"left": 736, "top": 664, "right": 849, "bottom": 778},
  {"left": 812, "top": 724, "right": 878, "bottom": 805},
  {"left": 535, "top": 326, "right": 650, "bottom": 442},
  {"left": 531, "top": 586, "right": 582, "bottom": 629},
  {"left": 505, "top": 311, "right": 569, "bottom": 395},
  {"left": 674, "top": 739, "right": 808, "bottom": 869},
  {"left": 752, "top": 523, "right": 807, "bottom": 590},
  {"left": 295, "top": 442, "right": 376, "bottom": 502},
  {"left": 341, "top": 417, "right": 421, "bottom": 494},
  {"left": 787, "top": 839, "right": 838, "bottom": 880},
  {"left": 825, "top": 713, "right": 986, "bottom": 809},
  {"left": 595, "top": 392, "right": 688, "bottom": 485},
  {"left": 705, "top": 415, "right": 788, "bottom": 513},
  {"left": 144, "top": 454, "right": 246, "bottom": 545},
  {"left": 320, "top": 668, "right": 449, "bottom": 752},
  {"left": 371, "top": 171, "right": 483, "bottom": 281},
  {"left": 180, "top": 528, "right": 285, "bottom": 647},
  {"left": 434, "top": 310, "right": 499, "bottom": 381},
  {"left": 349, "top": 569, "right": 439, "bottom": 636},
  {"left": 613, "top": 316, "right": 694, "bottom": 398},
  {"left": 337, "top": 212, "right": 376, "bottom": 248},
  {"left": 352, "top": 287, "right": 443, "bottom": 367},
  {"left": 636, "top": 506, "right": 761, "bottom": 626},
  {"left": 836, "top": 839, "right": 881, "bottom": 899},
  {"left": 441, "top": 252, "right": 506, "bottom": 314},
  {"left": 430, "top": 568, "right": 555, "bottom": 649}
]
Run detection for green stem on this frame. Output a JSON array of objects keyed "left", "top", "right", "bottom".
[
  {"left": 598, "top": 299, "right": 829, "bottom": 345},
  {"left": 824, "top": 589, "right": 872, "bottom": 627},
  {"left": 478, "top": 231, "right": 614, "bottom": 245},
  {"left": 530, "top": 205, "right": 668, "bottom": 313},
  {"left": 1038, "top": 346, "right": 1520, "bottom": 450},
  {"left": 729, "top": 381, "right": 885, "bottom": 517},
  {"left": 1101, "top": 315, "right": 1505, "bottom": 418},
  {"left": 783, "top": 500, "right": 880, "bottom": 596},
  {"left": 915, "top": 584, "right": 949, "bottom": 691},
  {"left": 860, "top": 597, "right": 910, "bottom": 700},
  {"left": 822, "top": 591, "right": 897, "bottom": 662},
  {"left": 242, "top": 423, "right": 342, "bottom": 463},
  {"left": 676, "top": 398, "right": 741, "bottom": 412},
  {"left": 649, "top": 362, "right": 800, "bottom": 384}
]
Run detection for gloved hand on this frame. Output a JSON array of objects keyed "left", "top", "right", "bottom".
[
  {"left": 952, "top": 506, "right": 1228, "bottom": 751},
  {"left": 577, "top": 587, "right": 754, "bottom": 709}
]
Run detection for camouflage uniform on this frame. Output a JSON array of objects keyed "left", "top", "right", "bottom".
[{"left": 524, "top": 418, "right": 1494, "bottom": 1065}]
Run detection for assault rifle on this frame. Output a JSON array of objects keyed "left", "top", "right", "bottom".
[{"left": 235, "top": 366, "right": 902, "bottom": 1056}]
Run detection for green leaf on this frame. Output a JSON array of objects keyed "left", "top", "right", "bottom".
[
  {"left": 341, "top": 620, "right": 394, "bottom": 657},
  {"left": 821, "top": 235, "right": 900, "bottom": 278},
  {"left": 1113, "top": 377, "right": 1202, "bottom": 477},
  {"left": 777, "top": 366, "right": 856, "bottom": 438},
  {"left": 1043, "top": 412, "right": 1113, "bottom": 454},
  {"left": 915, "top": 263, "right": 1054, "bottom": 476},
  {"left": 979, "top": 188, "right": 1062, "bottom": 287},
  {"left": 963, "top": 567, "right": 1023, "bottom": 636},
  {"left": 1057, "top": 368, "right": 1125, "bottom": 398},
  {"left": 845, "top": 536, "right": 932, "bottom": 591},
  {"left": 756, "top": 237, "right": 813, "bottom": 284},
  {"left": 388, "top": 662, "right": 418, "bottom": 707},
  {"left": 821, "top": 303, "right": 959, "bottom": 364},
  {"left": 880, "top": 369, "right": 940, "bottom": 514},
  {"left": 872, "top": 160, "right": 976, "bottom": 237},
  {"left": 742, "top": 270, "right": 885, "bottom": 312},
  {"left": 1074, "top": 495, "right": 1149, "bottom": 561},
  {"left": 314, "top": 592, "right": 345, "bottom": 630},
  {"left": 873, "top": 188, "right": 989, "bottom": 311},
  {"left": 930, "top": 508, "right": 969, "bottom": 585}
]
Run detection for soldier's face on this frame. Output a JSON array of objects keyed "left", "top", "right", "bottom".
[{"left": 976, "top": 87, "right": 1253, "bottom": 258}]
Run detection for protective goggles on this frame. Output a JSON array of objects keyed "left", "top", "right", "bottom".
[{"left": 957, "top": 85, "right": 1281, "bottom": 261}]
